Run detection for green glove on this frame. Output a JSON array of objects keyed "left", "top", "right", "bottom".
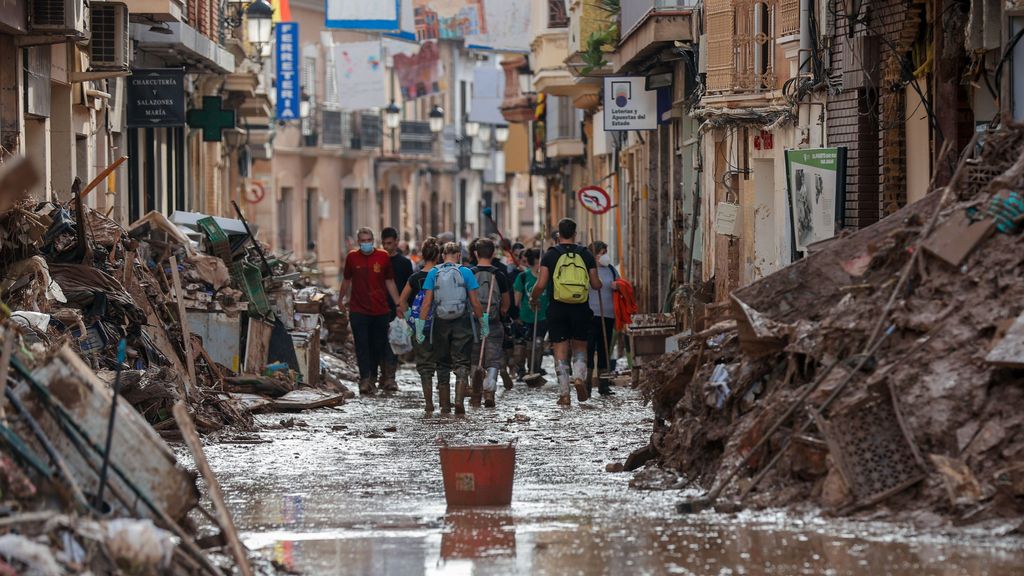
[
  {"left": 480, "top": 314, "right": 490, "bottom": 338},
  {"left": 415, "top": 318, "right": 426, "bottom": 343}
]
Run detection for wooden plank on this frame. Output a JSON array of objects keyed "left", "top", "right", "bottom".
[
  {"left": 173, "top": 402, "right": 253, "bottom": 576},
  {"left": 243, "top": 319, "right": 272, "bottom": 373},
  {"left": 169, "top": 255, "right": 197, "bottom": 397},
  {"left": 922, "top": 211, "right": 996, "bottom": 267},
  {"left": 987, "top": 312, "right": 1024, "bottom": 368}
]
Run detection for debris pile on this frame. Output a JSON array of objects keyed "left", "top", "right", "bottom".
[{"left": 643, "top": 126, "right": 1024, "bottom": 525}]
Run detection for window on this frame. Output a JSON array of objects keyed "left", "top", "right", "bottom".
[
  {"left": 279, "top": 187, "right": 293, "bottom": 251},
  {"left": 548, "top": 0, "right": 569, "bottom": 28},
  {"left": 343, "top": 188, "right": 356, "bottom": 244},
  {"left": 305, "top": 187, "right": 318, "bottom": 248}
]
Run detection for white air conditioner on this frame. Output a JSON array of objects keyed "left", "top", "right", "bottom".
[
  {"left": 89, "top": 2, "right": 129, "bottom": 71},
  {"left": 28, "top": 0, "right": 88, "bottom": 38}
]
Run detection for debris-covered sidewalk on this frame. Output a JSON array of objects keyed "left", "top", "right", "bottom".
[
  {"left": 640, "top": 125, "right": 1024, "bottom": 528},
  {"left": 0, "top": 159, "right": 359, "bottom": 573}
]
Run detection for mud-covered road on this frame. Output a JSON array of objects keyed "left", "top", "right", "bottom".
[{"left": 189, "top": 364, "right": 1024, "bottom": 575}]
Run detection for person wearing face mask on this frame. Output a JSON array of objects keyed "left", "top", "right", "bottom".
[
  {"left": 340, "top": 227, "right": 402, "bottom": 396},
  {"left": 586, "top": 241, "right": 618, "bottom": 396}
]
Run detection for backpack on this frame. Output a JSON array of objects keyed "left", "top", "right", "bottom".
[
  {"left": 474, "top": 267, "right": 501, "bottom": 318},
  {"left": 433, "top": 264, "right": 469, "bottom": 320},
  {"left": 552, "top": 246, "right": 590, "bottom": 304},
  {"left": 408, "top": 282, "right": 432, "bottom": 331}
]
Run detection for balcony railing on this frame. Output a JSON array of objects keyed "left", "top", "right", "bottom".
[
  {"left": 399, "top": 121, "right": 434, "bottom": 155},
  {"left": 621, "top": 0, "right": 698, "bottom": 38},
  {"left": 706, "top": 0, "right": 777, "bottom": 94},
  {"left": 313, "top": 110, "right": 383, "bottom": 149},
  {"left": 780, "top": 0, "right": 800, "bottom": 37}
]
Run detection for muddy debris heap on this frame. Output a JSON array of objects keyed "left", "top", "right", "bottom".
[
  {"left": 639, "top": 125, "right": 1024, "bottom": 528},
  {"left": 0, "top": 158, "right": 359, "bottom": 574}
]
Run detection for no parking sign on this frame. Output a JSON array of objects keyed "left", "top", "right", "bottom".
[{"left": 577, "top": 185, "right": 612, "bottom": 215}]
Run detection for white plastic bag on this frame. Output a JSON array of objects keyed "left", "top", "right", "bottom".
[{"left": 389, "top": 316, "right": 413, "bottom": 355}]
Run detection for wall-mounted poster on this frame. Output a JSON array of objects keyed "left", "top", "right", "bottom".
[
  {"left": 413, "top": 0, "right": 486, "bottom": 40},
  {"left": 334, "top": 41, "right": 386, "bottom": 110},
  {"left": 393, "top": 41, "right": 442, "bottom": 99},
  {"left": 785, "top": 147, "right": 847, "bottom": 253}
]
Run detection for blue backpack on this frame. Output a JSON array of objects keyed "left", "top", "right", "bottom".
[{"left": 408, "top": 285, "right": 433, "bottom": 332}]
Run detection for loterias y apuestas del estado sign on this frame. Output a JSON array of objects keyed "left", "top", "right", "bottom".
[{"left": 126, "top": 68, "right": 186, "bottom": 128}]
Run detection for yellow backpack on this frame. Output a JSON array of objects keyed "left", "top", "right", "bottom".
[{"left": 552, "top": 246, "right": 589, "bottom": 304}]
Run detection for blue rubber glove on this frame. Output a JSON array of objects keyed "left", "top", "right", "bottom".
[
  {"left": 415, "top": 318, "right": 426, "bottom": 343},
  {"left": 480, "top": 314, "right": 490, "bottom": 338}
]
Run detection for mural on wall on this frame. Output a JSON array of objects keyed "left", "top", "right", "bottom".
[
  {"left": 413, "top": 0, "right": 487, "bottom": 40},
  {"left": 393, "top": 41, "right": 443, "bottom": 99}
]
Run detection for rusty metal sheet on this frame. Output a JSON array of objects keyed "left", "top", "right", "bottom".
[
  {"left": 18, "top": 347, "right": 198, "bottom": 522},
  {"left": 816, "top": 381, "right": 926, "bottom": 509}
]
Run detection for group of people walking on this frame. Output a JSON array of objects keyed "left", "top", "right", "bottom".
[{"left": 338, "top": 218, "right": 625, "bottom": 414}]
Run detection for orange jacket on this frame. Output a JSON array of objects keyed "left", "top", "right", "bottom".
[{"left": 613, "top": 278, "right": 637, "bottom": 332}]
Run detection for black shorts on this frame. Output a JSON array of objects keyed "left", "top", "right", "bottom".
[{"left": 546, "top": 302, "right": 593, "bottom": 343}]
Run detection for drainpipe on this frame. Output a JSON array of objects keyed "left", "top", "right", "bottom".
[{"left": 799, "top": 0, "right": 812, "bottom": 77}]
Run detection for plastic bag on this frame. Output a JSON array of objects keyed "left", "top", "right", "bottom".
[{"left": 389, "top": 316, "right": 413, "bottom": 355}]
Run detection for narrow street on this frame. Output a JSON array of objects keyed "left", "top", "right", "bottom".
[{"left": 191, "top": 362, "right": 1024, "bottom": 575}]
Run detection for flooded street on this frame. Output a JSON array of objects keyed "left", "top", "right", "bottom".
[{"left": 191, "top": 365, "right": 1024, "bottom": 575}]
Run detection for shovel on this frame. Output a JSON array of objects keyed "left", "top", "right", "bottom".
[
  {"left": 470, "top": 273, "right": 497, "bottom": 405},
  {"left": 523, "top": 315, "right": 546, "bottom": 388}
]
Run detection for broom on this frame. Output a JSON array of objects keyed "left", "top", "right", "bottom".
[
  {"left": 523, "top": 307, "right": 546, "bottom": 388},
  {"left": 470, "top": 272, "right": 497, "bottom": 406}
]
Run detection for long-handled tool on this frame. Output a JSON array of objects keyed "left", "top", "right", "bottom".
[
  {"left": 94, "top": 339, "right": 127, "bottom": 511},
  {"left": 523, "top": 316, "right": 546, "bottom": 388},
  {"left": 591, "top": 228, "right": 613, "bottom": 394},
  {"left": 481, "top": 207, "right": 505, "bottom": 243},
  {"left": 471, "top": 273, "right": 497, "bottom": 405}
]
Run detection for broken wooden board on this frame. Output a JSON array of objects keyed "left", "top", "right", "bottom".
[
  {"left": 16, "top": 347, "right": 199, "bottom": 522},
  {"left": 228, "top": 389, "right": 345, "bottom": 415},
  {"left": 244, "top": 319, "right": 273, "bottom": 373},
  {"left": 921, "top": 211, "right": 996, "bottom": 268},
  {"left": 986, "top": 312, "right": 1024, "bottom": 368}
]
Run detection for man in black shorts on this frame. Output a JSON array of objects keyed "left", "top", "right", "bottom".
[{"left": 529, "top": 218, "right": 602, "bottom": 406}]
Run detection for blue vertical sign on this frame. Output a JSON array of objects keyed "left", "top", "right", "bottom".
[{"left": 275, "top": 22, "right": 300, "bottom": 120}]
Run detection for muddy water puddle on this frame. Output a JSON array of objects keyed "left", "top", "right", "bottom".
[{"left": 190, "top": 366, "right": 1024, "bottom": 575}]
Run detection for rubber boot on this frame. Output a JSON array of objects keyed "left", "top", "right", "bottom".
[
  {"left": 585, "top": 371, "right": 594, "bottom": 396},
  {"left": 572, "top": 356, "right": 590, "bottom": 402},
  {"left": 358, "top": 378, "right": 375, "bottom": 396},
  {"left": 380, "top": 363, "right": 399, "bottom": 393},
  {"left": 512, "top": 344, "right": 526, "bottom": 380},
  {"left": 500, "top": 365, "right": 514, "bottom": 390},
  {"left": 598, "top": 376, "right": 615, "bottom": 396},
  {"left": 454, "top": 373, "right": 468, "bottom": 415},
  {"left": 469, "top": 374, "right": 483, "bottom": 407},
  {"left": 437, "top": 371, "right": 452, "bottom": 414},
  {"left": 484, "top": 391, "right": 496, "bottom": 408},
  {"left": 556, "top": 361, "right": 571, "bottom": 406},
  {"left": 420, "top": 374, "right": 434, "bottom": 413}
]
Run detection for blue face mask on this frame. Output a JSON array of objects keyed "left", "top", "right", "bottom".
[{"left": 359, "top": 242, "right": 374, "bottom": 254}]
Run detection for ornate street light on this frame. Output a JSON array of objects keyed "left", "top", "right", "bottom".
[
  {"left": 384, "top": 100, "right": 401, "bottom": 130},
  {"left": 429, "top": 105, "right": 445, "bottom": 133},
  {"left": 478, "top": 124, "right": 492, "bottom": 143},
  {"left": 464, "top": 120, "right": 480, "bottom": 138},
  {"left": 494, "top": 125, "right": 510, "bottom": 143},
  {"left": 518, "top": 64, "right": 534, "bottom": 95},
  {"left": 245, "top": 0, "right": 274, "bottom": 48}
]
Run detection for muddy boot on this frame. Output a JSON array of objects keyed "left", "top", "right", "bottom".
[
  {"left": 380, "top": 363, "right": 399, "bottom": 393},
  {"left": 484, "top": 391, "right": 496, "bottom": 408},
  {"left": 420, "top": 375, "right": 434, "bottom": 413},
  {"left": 598, "top": 376, "right": 615, "bottom": 396},
  {"left": 500, "top": 366, "right": 514, "bottom": 390},
  {"left": 454, "top": 373, "right": 468, "bottom": 415},
  {"left": 557, "top": 394, "right": 571, "bottom": 406},
  {"left": 469, "top": 375, "right": 482, "bottom": 408},
  {"left": 437, "top": 371, "right": 452, "bottom": 414},
  {"left": 585, "top": 372, "right": 594, "bottom": 396},
  {"left": 358, "top": 378, "right": 376, "bottom": 396},
  {"left": 574, "top": 378, "right": 590, "bottom": 402}
]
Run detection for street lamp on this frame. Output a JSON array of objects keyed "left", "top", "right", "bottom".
[
  {"left": 429, "top": 105, "right": 445, "bottom": 134},
  {"left": 494, "top": 125, "right": 510, "bottom": 143},
  {"left": 465, "top": 120, "right": 480, "bottom": 138},
  {"left": 384, "top": 100, "right": 401, "bottom": 130},
  {"left": 478, "top": 124, "right": 492, "bottom": 143},
  {"left": 518, "top": 64, "right": 534, "bottom": 95},
  {"left": 245, "top": 0, "right": 274, "bottom": 48}
]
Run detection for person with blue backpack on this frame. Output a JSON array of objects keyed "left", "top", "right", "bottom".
[
  {"left": 397, "top": 237, "right": 445, "bottom": 413},
  {"left": 529, "top": 218, "right": 602, "bottom": 406},
  {"left": 415, "top": 242, "right": 484, "bottom": 415}
]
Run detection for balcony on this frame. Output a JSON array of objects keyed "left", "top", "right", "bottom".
[
  {"left": 126, "top": 0, "right": 185, "bottom": 22},
  {"left": 399, "top": 121, "right": 435, "bottom": 156},
  {"left": 545, "top": 95, "right": 584, "bottom": 159},
  {"left": 314, "top": 110, "right": 382, "bottom": 151},
  {"left": 704, "top": 0, "right": 783, "bottom": 95},
  {"left": 131, "top": 22, "right": 234, "bottom": 73},
  {"left": 612, "top": 0, "right": 696, "bottom": 73}
]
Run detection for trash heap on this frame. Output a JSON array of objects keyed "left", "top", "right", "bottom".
[{"left": 643, "top": 125, "right": 1024, "bottom": 525}]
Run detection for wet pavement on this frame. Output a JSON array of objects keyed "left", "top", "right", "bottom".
[{"left": 188, "top": 364, "right": 1024, "bottom": 575}]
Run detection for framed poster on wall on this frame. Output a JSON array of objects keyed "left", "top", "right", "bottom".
[{"left": 785, "top": 147, "right": 847, "bottom": 254}]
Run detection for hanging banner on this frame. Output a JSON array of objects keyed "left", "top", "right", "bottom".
[
  {"left": 393, "top": 41, "right": 442, "bottom": 99},
  {"left": 465, "top": 0, "right": 531, "bottom": 52},
  {"left": 325, "top": 1, "right": 401, "bottom": 30},
  {"left": 275, "top": 22, "right": 300, "bottom": 120},
  {"left": 334, "top": 41, "right": 386, "bottom": 110},
  {"left": 785, "top": 147, "right": 848, "bottom": 253},
  {"left": 603, "top": 76, "right": 657, "bottom": 131},
  {"left": 126, "top": 68, "right": 185, "bottom": 128},
  {"left": 467, "top": 67, "right": 505, "bottom": 125},
  {"left": 413, "top": 0, "right": 486, "bottom": 40}
]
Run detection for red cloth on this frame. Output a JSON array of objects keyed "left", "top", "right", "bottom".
[
  {"left": 343, "top": 249, "right": 394, "bottom": 316},
  {"left": 612, "top": 278, "right": 637, "bottom": 332}
]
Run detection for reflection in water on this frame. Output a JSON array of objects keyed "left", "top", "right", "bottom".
[{"left": 440, "top": 509, "right": 516, "bottom": 560}]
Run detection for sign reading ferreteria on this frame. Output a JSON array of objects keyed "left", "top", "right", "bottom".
[
  {"left": 126, "top": 68, "right": 186, "bottom": 128},
  {"left": 603, "top": 76, "right": 658, "bottom": 131}
]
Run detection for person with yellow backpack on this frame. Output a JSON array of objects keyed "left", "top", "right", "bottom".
[{"left": 529, "top": 218, "right": 602, "bottom": 406}]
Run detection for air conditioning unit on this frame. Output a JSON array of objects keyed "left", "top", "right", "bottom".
[
  {"left": 89, "top": 2, "right": 129, "bottom": 71},
  {"left": 28, "top": 0, "right": 89, "bottom": 38}
]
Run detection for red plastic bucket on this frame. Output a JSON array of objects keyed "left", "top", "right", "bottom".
[{"left": 440, "top": 444, "right": 515, "bottom": 507}]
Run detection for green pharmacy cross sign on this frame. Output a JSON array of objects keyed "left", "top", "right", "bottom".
[{"left": 187, "top": 96, "right": 235, "bottom": 142}]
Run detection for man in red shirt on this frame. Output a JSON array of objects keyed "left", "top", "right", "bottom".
[{"left": 340, "top": 227, "right": 402, "bottom": 395}]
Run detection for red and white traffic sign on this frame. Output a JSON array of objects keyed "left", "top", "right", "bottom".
[{"left": 577, "top": 185, "right": 612, "bottom": 215}]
